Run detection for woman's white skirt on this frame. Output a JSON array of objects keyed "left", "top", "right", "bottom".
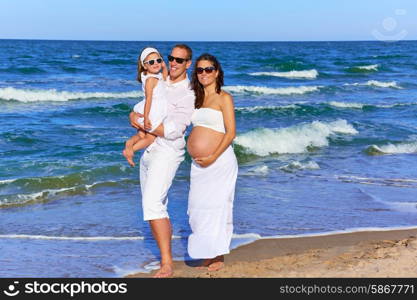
[{"left": 187, "top": 146, "right": 238, "bottom": 259}]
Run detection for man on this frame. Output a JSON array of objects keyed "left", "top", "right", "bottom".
[{"left": 129, "top": 44, "right": 195, "bottom": 278}]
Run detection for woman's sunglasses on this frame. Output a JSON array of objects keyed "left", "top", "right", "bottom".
[
  {"left": 196, "top": 66, "right": 216, "bottom": 74},
  {"left": 167, "top": 55, "right": 188, "bottom": 64},
  {"left": 144, "top": 58, "right": 162, "bottom": 65}
]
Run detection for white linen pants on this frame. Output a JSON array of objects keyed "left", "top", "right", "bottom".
[
  {"left": 187, "top": 146, "right": 238, "bottom": 259},
  {"left": 139, "top": 146, "right": 184, "bottom": 221}
]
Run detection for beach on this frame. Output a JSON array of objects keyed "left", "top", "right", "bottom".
[
  {"left": 1, "top": 40, "right": 417, "bottom": 277},
  {"left": 128, "top": 227, "right": 417, "bottom": 278}
]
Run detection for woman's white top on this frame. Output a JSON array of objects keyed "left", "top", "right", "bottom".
[
  {"left": 133, "top": 72, "right": 167, "bottom": 132},
  {"left": 191, "top": 107, "right": 225, "bottom": 133}
]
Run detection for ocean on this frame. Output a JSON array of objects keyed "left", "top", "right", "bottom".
[{"left": 1, "top": 40, "right": 416, "bottom": 277}]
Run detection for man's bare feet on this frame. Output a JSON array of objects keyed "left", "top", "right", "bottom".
[
  {"left": 153, "top": 263, "right": 173, "bottom": 278},
  {"left": 122, "top": 147, "right": 135, "bottom": 167},
  {"left": 197, "top": 255, "right": 224, "bottom": 271}
]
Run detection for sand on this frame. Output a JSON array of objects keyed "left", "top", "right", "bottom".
[{"left": 127, "top": 228, "right": 417, "bottom": 278}]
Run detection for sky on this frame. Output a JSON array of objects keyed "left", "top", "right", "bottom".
[{"left": 0, "top": 0, "right": 416, "bottom": 41}]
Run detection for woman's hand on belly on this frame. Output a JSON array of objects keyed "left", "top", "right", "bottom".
[{"left": 194, "top": 154, "right": 216, "bottom": 168}]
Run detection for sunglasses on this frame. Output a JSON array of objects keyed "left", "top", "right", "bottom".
[
  {"left": 196, "top": 66, "right": 216, "bottom": 74},
  {"left": 167, "top": 55, "right": 189, "bottom": 64},
  {"left": 144, "top": 58, "right": 162, "bottom": 65}
]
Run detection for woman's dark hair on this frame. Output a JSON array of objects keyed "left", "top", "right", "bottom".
[{"left": 191, "top": 53, "right": 224, "bottom": 109}]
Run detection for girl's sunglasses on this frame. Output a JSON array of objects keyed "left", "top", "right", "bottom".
[
  {"left": 144, "top": 58, "right": 162, "bottom": 65},
  {"left": 196, "top": 66, "right": 216, "bottom": 74},
  {"left": 167, "top": 55, "right": 188, "bottom": 64}
]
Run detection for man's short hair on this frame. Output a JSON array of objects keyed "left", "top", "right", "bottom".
[{"left": 173, "top": 44, "right": 192, "bottom": 60}]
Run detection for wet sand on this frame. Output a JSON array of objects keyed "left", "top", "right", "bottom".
[{"left": 127, "top": 227, "right": 417, "bottom": 278}]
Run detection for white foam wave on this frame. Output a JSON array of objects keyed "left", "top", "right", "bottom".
[
  {"left": 381, "top": 201, "right": 417, "bottom": 212},
  {"left": 0, "top": 87, "right": 142, "bottom": 102},
  {"left": 280, "top": 161, "right": 320, "bottom": 172},
  {"left": 235, "top": 104, "right": 298, "bottom": 112},
  {"left": 249, "top": 69, "right": 318, "bottom": 79},
  {"left": 113, "top": 266, "right": 146, "bottom": 277},
  {"left": 224, "top": 85, "right": 320, "bottom": 95},
  {"left": 356, "top": 64, "right": 379, "bottom": 71},
  {"left": 329, "top": 101, "right": 364, "bottom": 109},
  {"left": 337, "top": 175, "right": 417, "bottom": 188},
  {"left": 366, "top": 80, "right": 400, "bottom": 88},
  {"left": 230, "top": 226, "right": 417, "bottom": 246},
  {"left": 0, "top": 179, "right": 15, "bottom": 184},
  {"left": 263, "top": 226, "right": 417, "bottom": 239},
  {"left": 243, "top": 165, "right": 269, "bottom": 176},
  {"left": 344, "top": 80, "right": 400, "bottom": 89},
  {"left": 369, "top": 141, "right": 417, "bottom": 155},
  {"left": 0, "top": 185, "right": 89, "bottom": 207},
  {"left": 235, "top": 119, "right": 358, "bottom": 156},
  {"left": 0, "top": 234, "right": 144, "bottom": 241}
]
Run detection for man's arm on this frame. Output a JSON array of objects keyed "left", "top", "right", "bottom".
[
  {"left": 129, "top": 93, "right": 194, "bottom": 138},
  {"left": 161, "top": 93, "right": 195, "bottom": 140}
]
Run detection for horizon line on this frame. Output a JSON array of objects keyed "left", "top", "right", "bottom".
[{"left": 1, "top": 38, "right": 417, "bottom": 43}]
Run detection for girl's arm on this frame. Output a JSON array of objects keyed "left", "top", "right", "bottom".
[
  {"left": 143, "top": 77, "right": 158, "bottom": 130},
  {"left": 161, "top": 60, "right": 168, "bottom": 81},
  {"left": 194, "top": 92, "right": 236, "bottom": 167}
]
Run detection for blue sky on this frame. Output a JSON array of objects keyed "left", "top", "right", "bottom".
[{"left": 0, "top": 0, "right": 416, "bottom": 41}]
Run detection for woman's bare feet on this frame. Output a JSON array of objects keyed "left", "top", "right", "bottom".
[
  {"left": 197, "top": 255, "right": 224, "bottom": 271},
  {"left": 153, "top": 263, "right": 173, "bottom": 278},
  {"left": 122, "top": 147, "right": 135, "bottom": 167}
]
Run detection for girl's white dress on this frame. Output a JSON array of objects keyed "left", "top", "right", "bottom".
[{"left": 133, "top": 72, "right": 168, "bottom": 132}]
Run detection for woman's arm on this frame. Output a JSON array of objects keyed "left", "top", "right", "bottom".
[{"left": 194, "top": 92, "right": 236, "bottom": 167}]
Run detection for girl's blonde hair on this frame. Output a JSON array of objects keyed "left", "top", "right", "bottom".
[{"left": 136, "top": 55, "right": 145, "bottom": 83}]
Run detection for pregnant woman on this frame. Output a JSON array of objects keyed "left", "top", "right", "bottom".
[{"left": 187, "top": 53, "right": 238, "bottom": 271}]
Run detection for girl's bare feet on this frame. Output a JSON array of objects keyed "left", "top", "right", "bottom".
[{"left": 122, "top": 147, "right": 135, "bottom": 167}]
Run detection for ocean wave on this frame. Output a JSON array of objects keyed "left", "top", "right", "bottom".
[
  {"left": 280, "top": 160, "right": 320, "bottom": 172},
  {"left": 224, "top": 85, "right": 321, "bottom": 95},
  {"left": 234, "top": 119, "right": 358, "bottom": 156},
  {"left": 241, "top": 165, "right": 269, "bottom": 176},
  {"left": 0, "top": 234, "right": 144, "bottom": 241},
  {"left": 345, "top": 64, "right": 379, "bottom": 73},
  {"left": 1, "top": 165, "right": 132, "bottom": 190},
  {"left": 0, "top": 87, "right": 142, "bottom": 102},
  {"left": 357, "top": 64, "right": 379, "bottom": 70},
  {"left": 0, "top": 66, "right": 46, "bottom": 74},
  {"left": 366, "top": 141, "right": 417, "bottom": 155},
  {"left": 344, "top": 80, "right": 401, "bottom": 89},
  {"left": 338, "top": 175, "right": 417, "bottom": 188},
  {"left": 236, "top": 104, "right": 300, "bottom": 112},
  {"left": 249, "top": 69, "right": 318, "bottom": 79},
  {"left": 100, "top": 59, "right": 132, "bottom": 65},
  {"left": 358, "top": 189, "right": 417, "bottom": 211},
  {"left": 328, "top": 101, "right": 365, "bottom": 109},
  {"left": 0, "top": 177, "right": 134, "bottom": 208}
]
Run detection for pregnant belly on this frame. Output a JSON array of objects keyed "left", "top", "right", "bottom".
[{"left": 187, "top": 126, "right": 224, "bottom": 158}]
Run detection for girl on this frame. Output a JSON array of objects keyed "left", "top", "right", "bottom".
[{"left": 123, "top": 47, "right": 168, "bottom": 166}]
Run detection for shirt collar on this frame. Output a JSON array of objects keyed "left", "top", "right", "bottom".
[{"left": 166, "top": 74, "right": 190, "bottom": 88}]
